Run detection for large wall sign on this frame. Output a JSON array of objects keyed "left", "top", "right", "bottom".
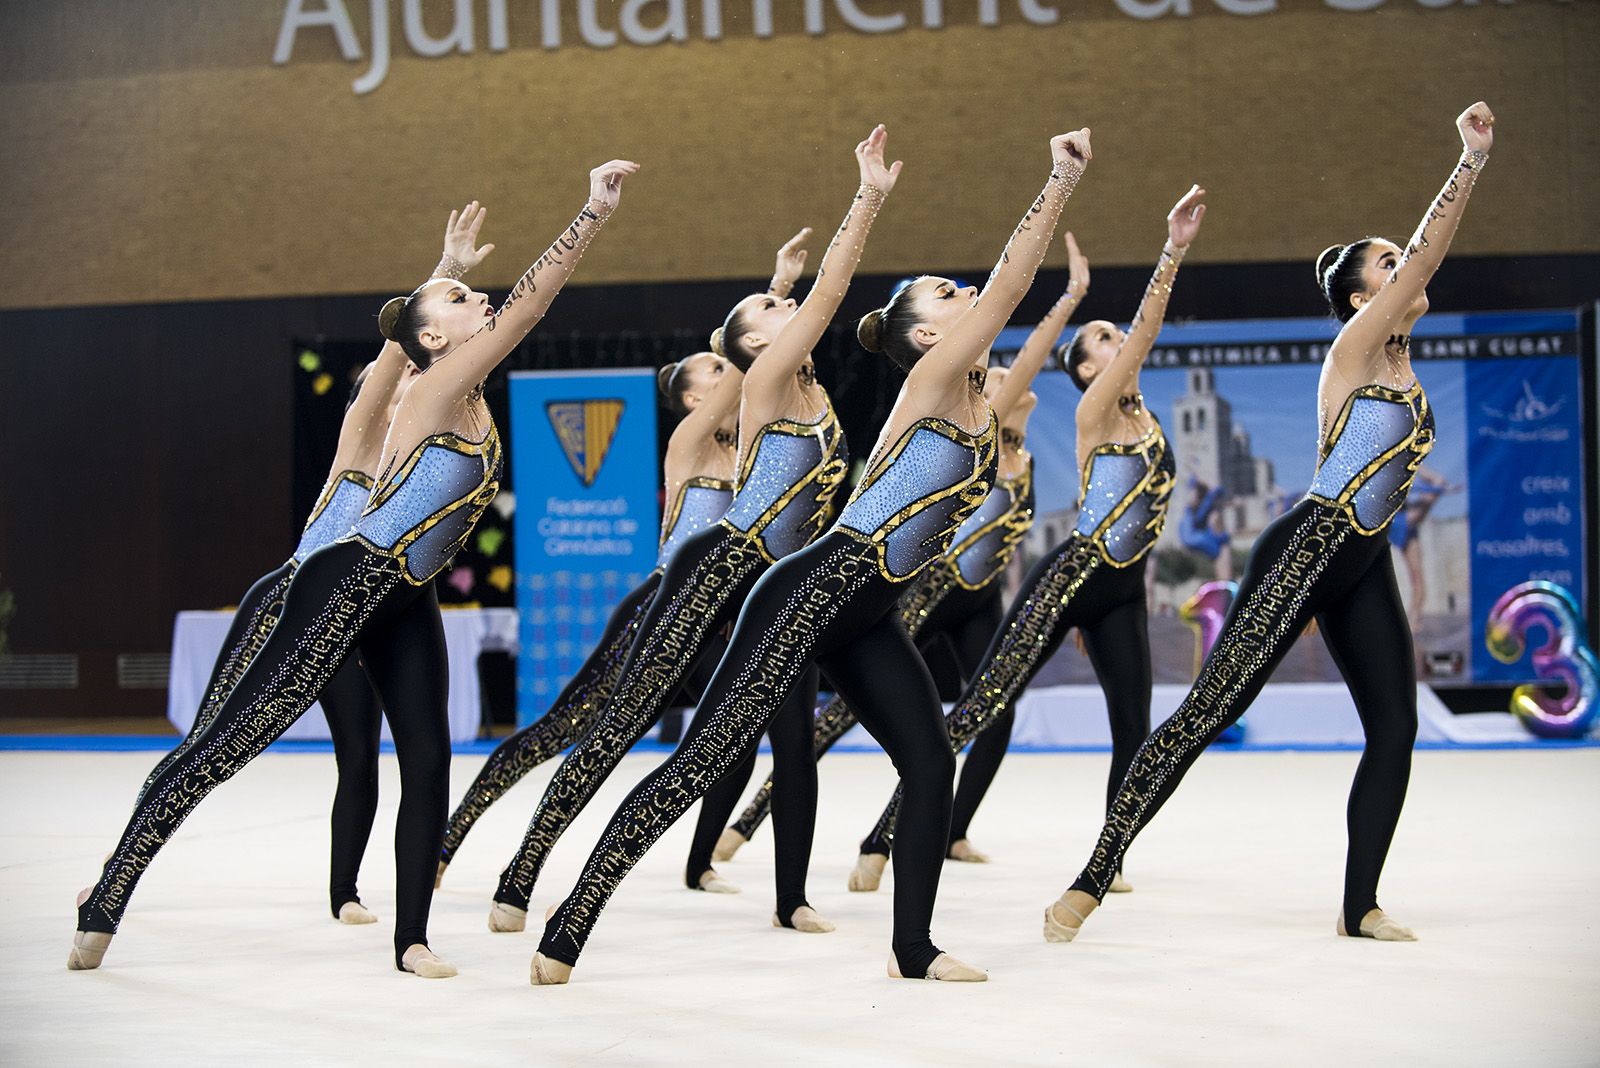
[
  {"left": 508, "top": 368, "right": 659, "bottom": 727},
  {"left": 272, "top": 0, "right": 1560, "bottom": 94},
  {"left": 1002, "top": 309, "right": 1588, "bottom": 688}
]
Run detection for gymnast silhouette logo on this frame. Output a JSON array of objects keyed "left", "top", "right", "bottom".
[
  {"left": 1477, "top": 380, "right": 1569, "bottom": 444},
  {"left": 546, "top": 399, "right": 625, "bottom": 487},
  {"left": 1481, "top": 381, "right": 1564, "bottom": 424}
]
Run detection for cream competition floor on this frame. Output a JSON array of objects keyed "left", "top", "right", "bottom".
[{"left": 3, "top": 746, "right": 1597, "bottom": 1065}]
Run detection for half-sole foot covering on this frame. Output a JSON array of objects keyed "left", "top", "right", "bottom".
[
  {"left": 774, "top": 906, "right": 836, "bottom": 934},
  {"left": 947, "top": 839, "right": 991, "bottom": 864},
  {"left": 488, "top": 901, "right": 528, "bottom": 933},
  {"left": 696, "top": 869, "right": 740, "bottom": 895},
  {"left": 1338, "top": 909, "right": 1418, "bottom": 942},
  {"left": 338, "top": 901, "right": 378, "bottom": 925},
  {"left": 847, "top": 853, "right": 887, "bottom": 892},
  {"left": 67, "top": 930, "right": 112, "bottom": 971},
  {"left": 530, "top": 952, "right": 572, "bottom": 985},
  {"left": 401, "top": 944, "right": 458, "bottom": 979},
  {"left": 713, "top": 829, "right": 747, "bottom": 863},
  {"left": 1043, "top": 898, "right": 1087, "bottom": 943},
  {"left": 887, "top": 952, "right": 987, "bottom": 982}
]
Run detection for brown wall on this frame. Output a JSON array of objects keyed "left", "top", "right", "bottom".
[{"left": 2, "top": 1, "right": 1596, "bottom": 310}]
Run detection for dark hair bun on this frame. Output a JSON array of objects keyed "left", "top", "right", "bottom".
[
  {"left": 708, "top": 327, "right": 726, "bottom": 358},
  {"left": 656, "top": 362, "right": 679, "bottom": 396},
  {"left": 1315, "top": 245, "right": 1344, "bottom": 294},
  {"left": 856, "top": 308, "right": 887, "bottom": 353},
  {"left": 378, "top": 296, "right": 408, "bottom": 341}
]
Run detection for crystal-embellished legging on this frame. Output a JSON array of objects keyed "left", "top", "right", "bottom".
[
  {"left": 1070, "top": 499, "right": 1416, "bottom": 928},
  {"left": 682, "top": 663, "right": 820, "bottom": 918},
  {"left": 493, "top": 522, "right": 794, "bottom": 913},
  {"left": 701, "top": 579, "right": 1004, "bottom": 852},
  {"left": 538, "top": 531, "right": 955, "bottom": 977},
  {"left": 78, "top": 539, "right": 452, "bottom": 968},
  {"left": 439, "top": 571, "right": 663, "bottom": 867},
  {"left": 861, "top": 534, "right": 1151, "bottom": 859},
  {"left": 134, "top": 560, "right": 386, "bottom": 917}
]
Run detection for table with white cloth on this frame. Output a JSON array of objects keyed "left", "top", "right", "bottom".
[{"left": 167, "top": 607, "right": 518, "bottom": 744}]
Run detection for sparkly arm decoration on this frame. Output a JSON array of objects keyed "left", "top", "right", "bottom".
[
  {"left": 426, "top": 200, "right": 612, "bottom": 394},
  {"left": 1082, "top": 240, "right": 1182, "bottom": 418},
  {"left": 922, "top": 164, "right": 1083, "bottom": 387},
  {"left": 993, "top": 269, "right": 1086, "bottom": 418},
  {"left": 1331, "top": 147, "right": 1489, "bottom": 374},
  {"left": 766, "top": 274, "right": 795, "bottom": 298},
  {"left": 746, "top": 184, "right": 888, "bottom": 395},
  {"left": 431, "top": 254, "right": 470, "bottom": 281}
]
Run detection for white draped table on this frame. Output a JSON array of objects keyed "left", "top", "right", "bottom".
[{"left": 167, "top": 607, "right": 518, "bottom": 743}]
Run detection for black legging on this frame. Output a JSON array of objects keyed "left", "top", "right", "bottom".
[
  {"left": 1070, "top": 498, "right": 1416, "bottom": 927},
  {"left": 539, "top": 531, "right": 955, "bottom": 977},
  {"left": 439, "top": 571, "right": 662, "bottom": 866},
  {"left": 321, "top": 652, "right": 383, "bottom": 915},
  {"left": 492, "top": 522, "right": 781, "bottom": 912},
  {"left": 134, "top": 561, "right": 386, "bottom": 915},
  {"left": 918, "top": 585, "right": 1009, "bottom": 846},
  {"left": 711, "top": 566, "right": 962, "bottom": 846},
  {"left": 684, "top": 664, "right": 820, "bottom": 921},
  {"left": 78, "top": 539, "right": 452, "bottom": 968},
  {"left": 133, "top": 563, "right": 295, "bottom": 808},
  {"left": 860, "top": 536, "right": 1151, "bottom": 858}
]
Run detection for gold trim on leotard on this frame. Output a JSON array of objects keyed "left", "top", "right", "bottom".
[
  {"left": 1075, "top": 422, "right": 1175, "bottom": 569},
  {"left": 839, "top": 411, "right": 999, "bottom": 582},
  {"left": 1309, "top": 380, "right": 1433, "bottom": 537},
  {"left": 949, "top": 464, "right": 1034, "bottom": 592},
  {"left": 302, "top": 469, "right": 375, "bottom": 535}
]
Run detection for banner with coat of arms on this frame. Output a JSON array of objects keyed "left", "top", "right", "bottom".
[{"left": 509, "top": 369, "right": 659, "bottom": 726}]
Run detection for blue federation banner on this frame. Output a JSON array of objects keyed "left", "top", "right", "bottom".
[
  {"left": 998, "top": 309, "right": 1585, "bottom": 688},
  {"left": 509, "top": 369, "right": 658, "bottom": 727},
  {"left": 1466, "top": 354, "right": 1587, "bottom": 683}
]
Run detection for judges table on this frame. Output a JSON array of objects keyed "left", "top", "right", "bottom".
[{"left": 167, "top": 607, "right": 518, "bottom": 744}]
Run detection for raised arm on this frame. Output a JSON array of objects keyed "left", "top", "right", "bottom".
[
  {"left": 912, "top": 130, "right": 1091, "bottom": 393},
  {"left": 336, "top": 203, "right": 498, "bottom": 467},
  {"left": 415, "top": 160, "right": 638, "bottom": 404},
  {"left": 991, "top": 231, "right": 1089, "bottom": 421},
  {"left": 1331, "top": 102, "right": 1493, "bottom": 372},
  {"left": 667, "top": 362, "right": 744, "bottom": 465},
  {"left": 744, "top": 126, "right": 901, "bottom": 398},
  {"left": 766, "top": 227, "right": 813, "bottom": 298},
  {"left": 1080, "top": 185, "right": 1205, "bottom": 421}
]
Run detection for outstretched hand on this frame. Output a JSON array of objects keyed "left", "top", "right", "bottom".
[
  {"left": 1457, "top": 101, "right": 1494, "bottom": 154},
  {"left": 1167, "top": 184, "right": 1207, "bottom": 249},
  {"left": 588, "top": 160, "right": 640, "bottom": 211},
  {"left": 1064, "top": 231, "right": 1089, "bottom": 293},
  {"left": 773, "top": 227, "right": 813, "bottom": 287},
  {"left": 1051, "top": 129, "right": 1092, "bottom": 171},
  {"left": 443, "top": 200, "right": 495, "bottom": 270},
  {"left": 856, "top": 125, "right": 903, "bottom": 193}
]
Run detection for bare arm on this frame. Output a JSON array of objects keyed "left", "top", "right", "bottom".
[
  {"left": 910, "top": 130, "right": 1091, "bottom": 399},
  {"left": 743, "top": 126, "right": 901, "bottom": 404},
  {"left": 766, "top": 227, "right": 813, "bottom": 298},
  {"left": 1330, "top": 102, "right": 1494, "bottom": 377},
  {"left": 412, "top": 160, "right": 639, "bottom": 407},
  {"left": 1080, "top": 185, "right": 1206, "bottom": 425},
  {"left": 991, "top": 231, "right": 1089, "bottom": 421}
]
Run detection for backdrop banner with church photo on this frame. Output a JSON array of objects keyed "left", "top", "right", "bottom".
[{"left": 1001, "top": 309, "right": 1588, "bottom": 689}]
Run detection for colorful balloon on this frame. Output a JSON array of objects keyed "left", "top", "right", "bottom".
[
  {"left": 1180, "top": 580, "right": 1245, "bottom": 744},
  {"left": 1485, "top": 581, "right": 1600, "bottom": 739}
]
